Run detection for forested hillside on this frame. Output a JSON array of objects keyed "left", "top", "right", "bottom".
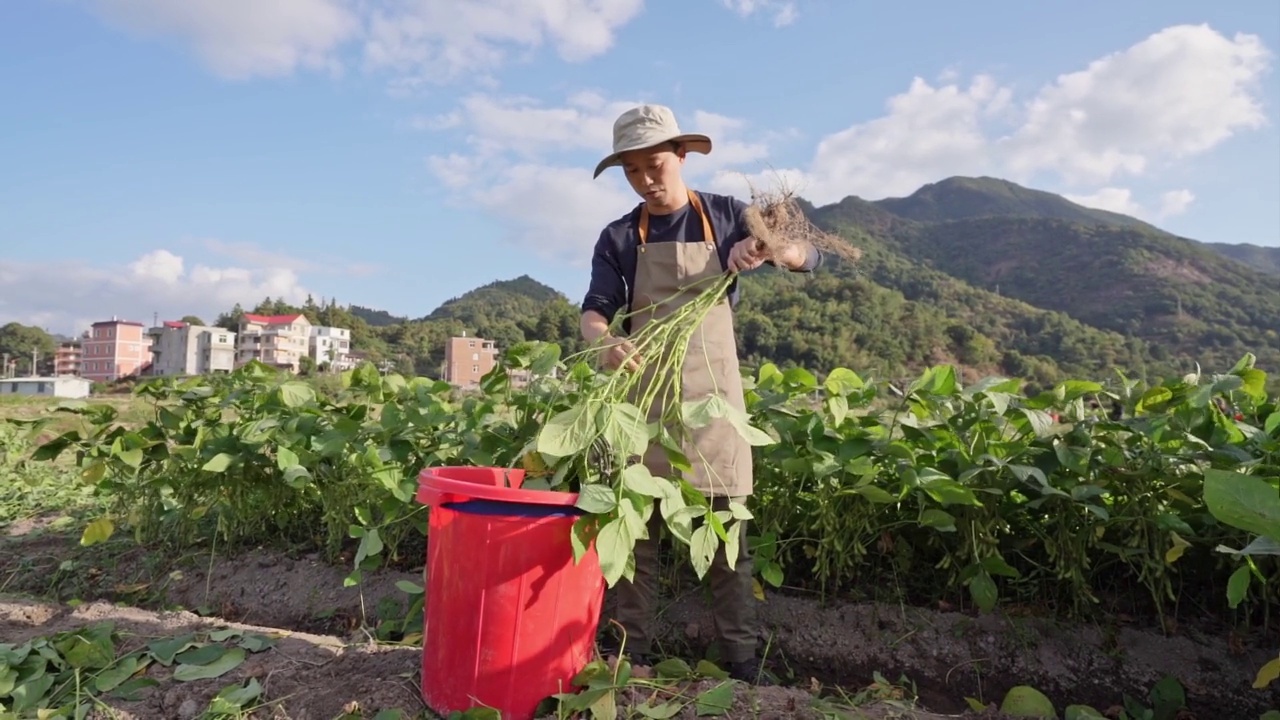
[{"left": 195, "top": 177, "right": 1278, "bottom": 388}]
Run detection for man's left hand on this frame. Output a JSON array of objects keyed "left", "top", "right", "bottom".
[{"left": 728, "top": 237, "right": 768, "bottom": 273}]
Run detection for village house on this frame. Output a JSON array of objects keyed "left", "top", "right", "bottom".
[
  {"left": 80, "top": 318, "right": 151, "bottom": 382},
  {"left": 148, "top": 321, "right": 237, "bottom": 376}
]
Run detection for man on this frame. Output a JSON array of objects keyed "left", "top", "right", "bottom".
[{"left": 580, "top": 104, "right": 821, "bottom": 685}]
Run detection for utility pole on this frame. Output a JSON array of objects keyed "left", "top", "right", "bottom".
[
  {"left": 31, "top": 348, "right": 38, "bottom": 377},
  {"left": 1, "top": 353, "right": 9, "bottom": 379}
]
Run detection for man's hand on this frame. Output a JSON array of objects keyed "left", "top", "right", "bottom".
[
  {"left": 601, "top": 336, "right": 641, "bottom": 372},
  {"left": 728, "top": 237, "right": 768, "bottom": 273}
]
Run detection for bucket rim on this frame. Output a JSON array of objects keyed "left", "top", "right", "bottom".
[{"left": 416, "top": 466, "right": 583, "bottom": 508}]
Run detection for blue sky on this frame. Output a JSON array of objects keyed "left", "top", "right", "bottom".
[{"left": 2, "top": 0, "right": 1277, "bottom": 335}]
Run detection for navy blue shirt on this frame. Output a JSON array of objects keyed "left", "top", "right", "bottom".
[{"left": 581, "top": 190, "right": 821, "bottom": 332}]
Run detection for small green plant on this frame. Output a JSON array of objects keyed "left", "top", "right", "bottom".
[{"left": 0, "top": 622, "right": 275, "bottom": 718}]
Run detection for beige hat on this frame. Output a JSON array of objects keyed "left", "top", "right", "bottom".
[{"left": 592, "top": 104, "right": 712, "bottom": 179}]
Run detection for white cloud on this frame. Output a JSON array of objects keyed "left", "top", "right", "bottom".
[
  {"left": 719, "top": 0, "right": 798, "bottom": 27},
  {"left": 80, "top": 0, "right": 644, "bottom": 83},
  {"left": 760, "top": 24, "right": 1271, "bottom": 208},
  {"left": 1002, "top": 24, "right": 1271, "bottom": 185},
  {"left": 363, "top": 0, "right": 644, "bottom": 84},
  {"left": 424, "top": 93, "right": 772, "bottom": 263},
  {"left": 1064, "top": 187, "right": 1144, "bottom": 217},
  {"left": 83, "top": 0, "right": 360, "bottom": 80},
  {"left": 1158, "top": 189, "right": 1196, "bottom": 218},
  {"left": 0, "top": 248, "right": 315, "bottom": 336},
  {"left": 1065, "top": 186, "right": 1198, "bottom": 221}
]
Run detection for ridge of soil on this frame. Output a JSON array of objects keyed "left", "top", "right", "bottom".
[{"left": 3, "top": 530, "right": 1278, "bottom": 719}]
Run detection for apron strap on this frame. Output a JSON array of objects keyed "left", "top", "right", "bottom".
[{"left": 638, "top": 190, "right": 716, "bottom": 252}]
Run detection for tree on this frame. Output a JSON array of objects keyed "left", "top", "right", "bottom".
[
  {"left": 180, "top": 315, "right": 206, "bottom": 326},
  {"left": 0, "top": 322, "right": 57, "bottom": 376}
]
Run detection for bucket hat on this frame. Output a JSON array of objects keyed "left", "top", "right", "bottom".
[{"left": 592, "top": 104, "right": 712, "bottom": 179}]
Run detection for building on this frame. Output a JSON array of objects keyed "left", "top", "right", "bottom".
[
  {"left": 53, "top": 341, "right": 82, "bottom": 376},
  {"left": 81, "top": 318, "right": 151, "bottom": 382},
  {"left": 148, "top": 321, "right": 236, "bottom": 376},
  {"left": 310, "top": 325, "right": 353, "bottom": 370},
  {"left": 236, "top": 314, "right": 312, "bottom": 372},
  {"left": 442, "top": 333, "right": 498, "bottom": 388},
  {"left": 0, "top": 376, "right": 92, "bottom": 399}
]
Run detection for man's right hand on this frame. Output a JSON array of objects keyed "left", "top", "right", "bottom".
[{"left": 601, "top": 337, "right": 641, "bottom": 372}]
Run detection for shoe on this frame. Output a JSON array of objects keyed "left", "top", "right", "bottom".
[{"left": 727, "top": 657, "right": 778, "bottom": 686}]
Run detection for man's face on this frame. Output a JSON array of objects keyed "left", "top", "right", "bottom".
[{"left": 620, "top": 145, "right": 686, "bottom": 208}]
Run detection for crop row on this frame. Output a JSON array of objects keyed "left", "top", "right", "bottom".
[{"left": 9, "top": 343, "right": 1279, "bottom": 631}]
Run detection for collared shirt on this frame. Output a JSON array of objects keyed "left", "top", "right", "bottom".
[{"left": 581, "top": 190, "right": 822, "bottom": 332}]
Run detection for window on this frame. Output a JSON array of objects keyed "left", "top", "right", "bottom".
[
  {"left": 472, "top": 365, "right": 479, "bottom": 373},
  {"left": 468, "top": 340, "right": 475, "bottom": 348},
  {"left": 472, "top": 352, "right": 479, "bottom": 361}
]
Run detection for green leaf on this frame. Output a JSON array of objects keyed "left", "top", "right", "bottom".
[
  {"left": 148, "top": 634, "right": 197, "bottom": 666},
  {"left": 967, "top": 569, "right": 998, "bottom": 612},
  {"left": 595, "top": 518, "right": 633, "bottom": 587},
  {"left": 93, "top": 655, "right": 140, "bottom": 693},
  {"left": 681, "top": 397, "right": 719, "bottom": 429},
  {"left": 80, "top": 517, "right": 115, "bottom": 547},
  {"left": 909, "top": 365, "right": 958, "bottom": 397},
  {"left": 693, "top": 682, "right": 734, "bottom": 716},
  {"left": 116, "top": 447, "right": 143, "bottom": 469},
  {"left": 396, "top": 580, "right": 425, "bottom": 595},
  {"left": 202, "top": 453, "right": 235, "bottom": 473},
  {"left": 848, "top": 485, "right": 897, "bottom": 504},
  {"left": 1265, "top": 411, "right": 1280, "bottom": 436},
  {"left": 1255, "top": 657, "right": 1280, "bottom": 689},
  {"left": 760, "top": 562, "right": 783, "bottom": 588},
  {"left": 237, "top": 634, "right": 275, "bottom": 653},
  {"left": 537, "top": 404, "right": 598, "bottom": 458},
  {"left": 602, "top": 403, "right": 649, "bottom": 458},
  {"left": 1226, "top": 565, "right": 1250, "bottom": 609},
  {"left": 276, "top": 446, "right": 300, "bottom": 470},
  {"left": 1238, "top": 369, "right": 1267, "bottom": 401},
  {"left": 919, "top": 509, "right": 956, "bottom": 532},
  {"left": 653, "top": 658, "right": 693, "bottom": 678},
  {"left": 1019, "top": 408, "right": 1056, "bottom": 438},
  {"left": 920, "top": 476, "right": 982, "bottom": 507},
  {"left": 278, "top": 381, "right": 316, "bottom": 408},
  {"left": 173, "top": 647, "right": 245, "bottom": 681},
  {"left": 723, "top": 402, "right": 774, "bottom": 446},
  {"left": 823, "top": 368, "right": 863, "bottom": 395},
  {"left": 575, "top": 484, "right": 618, "bottom": 514},
  {"left": 1064, "top": 706, "right": 1107, "bottom": 720},
  {"left": 621, "top": 464, "right": 664, "bottom": 498},
  {"left": 1203, "top": 469, "right": 1280, "bottom": 539},
  {"left": 689, "top": 524, "right": 717, "bottom": 579},
  {"left": 635, "top": 701, "right": 682, "bottom": 719}
]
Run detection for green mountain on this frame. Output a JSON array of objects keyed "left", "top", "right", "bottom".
[
  {"left": 213, "top": 177, "right": 1278, "bottom": 388},
  {"left": 876, "top": 176, "right": 1279, "bottom": 276},
  {"left": 874, "top": 176, "right": 1156, "bottom": 231},
  {"left": 1203, "top": 242, "right": 1280, "bottom": 275},
  {"left": 818, "top": 177, "right": 1280, "bottom": 377}
]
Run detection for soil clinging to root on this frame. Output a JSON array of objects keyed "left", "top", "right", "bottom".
[{"left": 3, "top": 531, "right": 1278, "bottom": 719}]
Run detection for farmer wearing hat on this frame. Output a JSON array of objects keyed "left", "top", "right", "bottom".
[{"left": 581, "top": 104, "right": 821, "bottom": 684}]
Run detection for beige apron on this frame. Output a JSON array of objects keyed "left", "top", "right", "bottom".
[{"left": 627, "top": 191, "right": 753, "bottom": 498}]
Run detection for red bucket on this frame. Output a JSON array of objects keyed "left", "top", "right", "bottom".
[{"left": 415, "top": 466, "right": 604, "bottom": 719}]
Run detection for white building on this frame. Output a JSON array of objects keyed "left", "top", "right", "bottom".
[
  {"left": 148, "top": 321, "right": 236, "bottom": 376},
  {"left": 310, "top": 326, "right": 353, "bottom": 370},
  {"left": 236, "top": 314, "right": 311, "bottom": 372},
  {"left": 0, "top": 376, "right": 92, "bottom": 399}
]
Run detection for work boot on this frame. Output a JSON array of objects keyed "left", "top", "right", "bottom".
[{"left": 727, "top": 657, "right": 778, "bottom": 686}]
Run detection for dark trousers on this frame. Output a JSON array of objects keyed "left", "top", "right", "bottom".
[{"left": 611, "top": 495, "right": 758, "bottom": 664}]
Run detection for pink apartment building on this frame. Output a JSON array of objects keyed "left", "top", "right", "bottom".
[{"left": 81, "top": 318, "right": 151, "bottom": 382}]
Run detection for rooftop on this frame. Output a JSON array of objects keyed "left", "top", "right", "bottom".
[{"left": 243, "top": 313, "right": 304, "bottom": 325}]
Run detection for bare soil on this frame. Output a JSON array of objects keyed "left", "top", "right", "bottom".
[{"left": 3, "top": 529, "right": 1277, "bottom": 719}]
